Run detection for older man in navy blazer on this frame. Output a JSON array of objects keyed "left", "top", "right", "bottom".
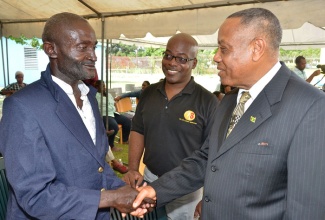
[
  {"left": 134, "top": 8, "right": 325, "bottom": 220},
  {"left": 0, "top": 13, "right": 150, "bottom": 219}
]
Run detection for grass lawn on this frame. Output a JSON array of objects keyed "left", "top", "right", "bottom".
[{"left": 110, "top": 142, "right": 130, "bottom": 178}]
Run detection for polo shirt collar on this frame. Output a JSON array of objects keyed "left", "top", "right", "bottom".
[{"left": 157, "top": 76, "right": 195, "bottom": 95}]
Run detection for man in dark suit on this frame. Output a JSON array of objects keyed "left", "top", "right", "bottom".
[
  {"left": 133, "top": 8, "right": 325, "bottom": 219},
  {"left": 0, "top": 12, "right": 149, "bottom": 219}
]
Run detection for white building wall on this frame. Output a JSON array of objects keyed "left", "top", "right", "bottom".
[{"left": 0, "top": 37, "right": 103, "bottom": 88}]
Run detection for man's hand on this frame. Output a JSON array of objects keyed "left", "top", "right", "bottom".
[
  {"left": 100, "top": 185, "right": 137, "bottom": 213},
  {"left": 194, "top": 200, "right": 202, "bottom": 219},
  {"left": 99, "top": 184, "right": 156, "bottom": 217},
  {"left": 114, "top": 96, "right": 121, "bottom": 101},
  {"left": 306, "top": 69, "right": 321, "bottom": 83},
  {"left": 133, "top": 185, "right": 157, "bottom": 210},
  {"left": 122, "top": 170, "right": 144, "bottom": 188}
]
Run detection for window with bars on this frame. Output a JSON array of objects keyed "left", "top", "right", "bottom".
[{"left": 24, "top": 47, "right": 38, "bottom": 70}]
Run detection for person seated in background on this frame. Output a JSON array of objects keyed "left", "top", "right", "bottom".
[
  {"left": 0, "top": 71, "right": 27, "bottom": 96},
  {"left": 114, "top": 80, "right": 150, "bottom": 101},
  {"left": 292, "top": 56, "right": 320, "bottom": 83},
  {"left": 95, "top": 80, "right": 131, "bottom": 151},
  {"left": 212, "top": 90, "right": 224, "bottom": 101}
]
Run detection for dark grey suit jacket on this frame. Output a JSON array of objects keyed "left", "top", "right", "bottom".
[{"left": 151, "top": 63, "right": 325, "bottom": 219}]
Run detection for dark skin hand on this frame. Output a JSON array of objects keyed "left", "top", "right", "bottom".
[
  {"left": 99, "top": 185, "right": 156, "bottom": 214},
  {"left": 122, "top": 170, "right": 144, "bottom": 188}
]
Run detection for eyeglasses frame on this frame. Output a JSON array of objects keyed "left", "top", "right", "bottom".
[{"left": 162, "top": 52, "right": 196, "bottom": 64}]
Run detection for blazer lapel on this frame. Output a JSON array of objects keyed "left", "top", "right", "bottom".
[
  {"left": 41, "top": 65, "right": 105, "bottom": 165},
  {"left": 217, "top": 93, "right": 237, "bottom": 147},
  {"left": 213, "top": 63, "right": 292, "bottom": 160},
  {"left": 87, "top": 86, "right": 106, "bottom": 156},
  {"left": 216, "top": 91, "right": 272, "bottom": 158},
  {"left": 56, "top": 87, "right": 103, "bottom": 165}
]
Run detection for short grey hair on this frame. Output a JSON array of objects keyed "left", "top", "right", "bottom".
[
  {"left": 15, "top": 71, "right": 24, "bottom": 76},
  {"left": 228, "top": 8, "right": 282, "bottom": 50},
  {"left": 42, "top": 12, "right": 88, "bottom": 43}
]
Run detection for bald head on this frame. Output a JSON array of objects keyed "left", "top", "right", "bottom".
[
  {"left": 42, "top": 12, "right": 90, "bottom": 43},
  {"left": 167, "top": 33, "right": 199, "bottom": 57}
]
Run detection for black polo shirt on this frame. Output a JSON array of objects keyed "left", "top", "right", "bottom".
[{"left": 131, "top": 77, "right": 218, "bottom": 176}]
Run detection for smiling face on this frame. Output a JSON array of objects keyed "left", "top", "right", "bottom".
[
  {"left": 162, "top": 33, "right": 198, "bottom": 86},
  {"left": 213, "top": 18, "right": 258, "bottom": 89},
  {"left": 54, "top": 20, "right": 97, "bottom": 82},
  {"left": 296, "top": 58, "right": 306, "bottom": 71}
]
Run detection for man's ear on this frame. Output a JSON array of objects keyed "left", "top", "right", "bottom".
[
  {"left": 192, "top": 58, "right": 198, "bottom": 69},
  {"left": 43, "top": 42, "right": 57, "bottom": 59},
  {"left": 251, "top": 38, "right": 265, "bottom": 62}
]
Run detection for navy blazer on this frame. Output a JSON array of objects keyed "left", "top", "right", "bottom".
[
  {"left": 151, "top": 63, "right": 325, "bottom": 219},
  {"left": 0, "top": 64, "right": 124, "bottom": 219}
]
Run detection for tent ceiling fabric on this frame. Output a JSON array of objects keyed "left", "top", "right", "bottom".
[{"left": 1, "top": 0, "right": 325, "bottom": 47}]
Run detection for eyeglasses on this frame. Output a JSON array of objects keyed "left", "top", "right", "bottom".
[{"left": 163, "top": 52, "right": 196, "bottom": 64}]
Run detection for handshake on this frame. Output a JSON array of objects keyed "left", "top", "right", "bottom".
[{"left": 101, "top": 171, "right": 157, "bottom": 218}]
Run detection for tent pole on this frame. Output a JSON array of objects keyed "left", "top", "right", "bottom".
[
  {"left": 99, "top": 16, "right": 109, "bottom": 131},
  {"left": 106, "top": 39, "right": 111, "bottom": 89},
  {"left": 0, "top": 25, "right": 7, "bottom": 87},
  {"left": 5, "top": 38, "right": 9, "bottom": 85}
]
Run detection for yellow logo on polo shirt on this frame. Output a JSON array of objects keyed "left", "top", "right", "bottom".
[{"left": 184, "top": 110, "right": 195, "bottom": 121}]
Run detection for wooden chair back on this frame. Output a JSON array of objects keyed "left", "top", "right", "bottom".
[{"left": 115, "top": 97, "right": 133, "bottom": 113}]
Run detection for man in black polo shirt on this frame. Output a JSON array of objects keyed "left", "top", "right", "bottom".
[{"left": 123, "top": 33, "right": 218, "bottom": 220}]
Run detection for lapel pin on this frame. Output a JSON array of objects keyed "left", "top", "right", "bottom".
[{"left": 250, "top": 116, "right": 256, "bottom": 123}]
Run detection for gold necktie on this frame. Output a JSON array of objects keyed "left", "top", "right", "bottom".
[{"left": 226, "top": 92, "right": 251, "bottom": 137}]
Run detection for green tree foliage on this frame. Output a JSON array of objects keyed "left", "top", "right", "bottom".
[
  {"left": 8, "top": 34, "right": 42, "bottom": 50},
  {"left": 280, "top": 48, "right": 320, "bottom": 64}
]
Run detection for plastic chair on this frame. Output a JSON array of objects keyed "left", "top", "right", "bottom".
[
  {"left": 115, "top": 98, "right": 133, "bottom": 144},
  {"left": 115, "top": 97, "right": 133, "bottom": 113},
  {"left": 0, "top": 157, "right": 9, "bottom": 220}
]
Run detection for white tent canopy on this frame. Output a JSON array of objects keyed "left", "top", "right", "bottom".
[
  {"left": 116, "top": 22, "right": 325, "bottom": 50},
  {"left": 1, "top": 0, "right": 325, "bottom": 48}
]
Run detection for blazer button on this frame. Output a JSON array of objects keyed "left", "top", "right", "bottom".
[
  {"left": 98, "top": 167, "right": 104, "bottom": 173},
  {"left": 211, "top": 165, "right": 217, "bottom": 172},
  {"left": 101, "top": 188, "right": 106, "bottom": 192},
  {"left": 204, "top": 196, "right": 210, "bottom": 202}
]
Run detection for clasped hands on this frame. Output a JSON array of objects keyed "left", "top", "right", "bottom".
[{"left": 106, "top": 170, "right": 156, "bottom": 218}]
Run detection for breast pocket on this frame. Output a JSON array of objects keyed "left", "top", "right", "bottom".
[{"left": 237, "top": 141, "right": 273, "bottom": 155}]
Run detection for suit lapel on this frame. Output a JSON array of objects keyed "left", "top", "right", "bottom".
[
  {"left": 216, "top": 91, "right": 272, "bottom": 158},
  {"left": 56, "top": 93, "right": 99, "bottom": 155},
  {"left": 213, "top": 62, "right": 292, "bottom": 160},
  {"left": 217, "top": 93, "right": 237, "bottom": 147},
  {"left": 56, "top": 87, "right": 103, "bottom": 165},
  {"left": 41, "top": 68, "right": 104, "bottom": 165},
  {"left": 88, "top": 86, "right": 106, "bottom": 160}
]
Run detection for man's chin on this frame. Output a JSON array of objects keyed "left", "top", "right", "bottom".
[{"left": 85, "top": 70, "right": 96, "bottom": 79}]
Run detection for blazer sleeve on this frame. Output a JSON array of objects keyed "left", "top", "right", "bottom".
[
  {"left": 285, "top": 96, "right": 325, "bottom": 219},
  {"left": 150, "top": 135, "right": 210, "bottom": 207},
  {"left": 0, "top": 97, "right": 100, "bottom": 219}
]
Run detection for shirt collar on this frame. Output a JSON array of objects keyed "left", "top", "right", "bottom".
[
  {"left": 238, "top": 61, "right": 281, "bottom": 101},
  {"left": 51, "top": 75, "right": 89, "bottom": 97},
  {"left": 157, "top": 76, "right": 195, "bottom": 94}
]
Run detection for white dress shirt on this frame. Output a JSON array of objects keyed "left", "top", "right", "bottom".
[
  {"left": 238, "top": 61, "right": 281, "bottom": 112},
  {"left": 52, "top": 76, "right": 96, "bottom": 145}
]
